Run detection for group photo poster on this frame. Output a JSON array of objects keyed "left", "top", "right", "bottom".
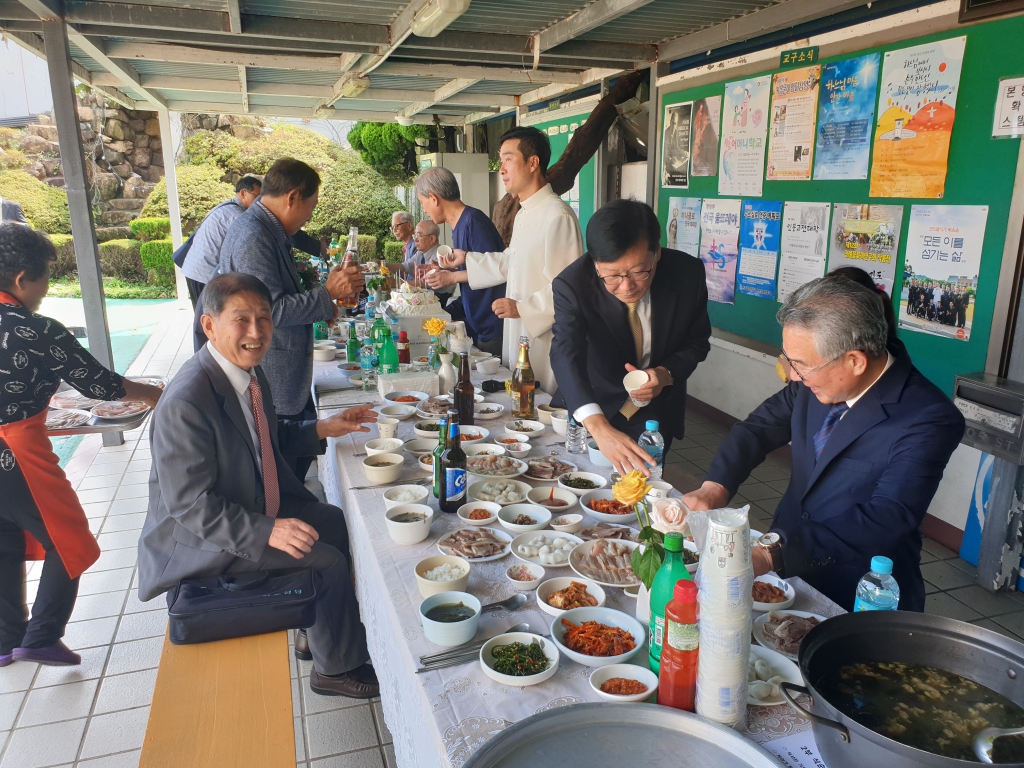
[
  {"left": 698, "top": 198, "right": 742, "bottom": 304},
  {"left": 661, "top": 102, "right": 693, "bottom": 188},
  {"left": 767, "top": 65, "right": 821, "bottom": 181},
  {"left": 869, "top": 36, "right": 967, "bottom": 199},
  {"left": 666, "top": 196, "right": 702, "bottom": 255},
  {"left": 719, "top": 76, "right": 771, "bottom": 197},
  {"left": 737, "top": 200, "right": 784, "bottom": 300},
  {"left": 690, "top": 96, "right": 722, "bottom": 177},
  {"left": 813, "top": 53, "right": 881, "bottom": 180},
  {"left": 826, "top": 204, "right": 905, "bottom": 293},
  {"left": 899, "top": 205, "right": 988, "bottom": 342},
  {"left": 778, "top": 201, "right": 832, "bottom": 302}
]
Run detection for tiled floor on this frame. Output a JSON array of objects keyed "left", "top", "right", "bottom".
[
  {"left": 663, "top": 408, "right": 1024, "bottom": 642},
  {"left": 3, "top": 303, "right": 1023, "bottom": 768}
]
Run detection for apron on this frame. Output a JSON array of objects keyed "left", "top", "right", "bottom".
[{"left": 0, "top": 292, "right": 100, "bottom": 579}]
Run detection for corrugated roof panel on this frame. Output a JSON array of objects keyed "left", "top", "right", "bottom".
[
  {"left": 449, "top": 0, "right": 589, "bottom": 35},
  {"left": 336, "top": 100, "right": 408, "bottom": 112},
  {"left": 240, "top": 0, "right": 406, "bottom": 25},
  {"left": 130, "top": 60, "right": 240, "bottom": 80},
  {"left": 247, "top": 93, "right": 321, "bottom": 107},
  {"left": 67, "top": 42, "right": 102, "bottom": 71},
  {"left": 246, "top": 68, "right": 343, "bottom": 85},
  {"left": 579, "top": 0, "right": 778, "bottom": 44},
  {"left": 463, "top": 80, "right": 536, "bottom": 96},
  {"left": 112, "top": 0, "right": 228, "bottom": 10},
  {"left": 367, "top": 74, "right": 446, "bottom": 91},
  {"left": 156, "top": 89, "right": 241, "bottom": 105}
]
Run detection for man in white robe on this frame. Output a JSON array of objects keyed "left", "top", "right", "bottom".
[{"left": 432, "top": 126, "right": 584, "bottom": 393}]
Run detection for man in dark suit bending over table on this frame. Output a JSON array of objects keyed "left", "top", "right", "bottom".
[
  {"left": 683, "top": 275, "right": 965, "bottom": 611},
  {"left": 550, "top": 199, "right": 712, "bottom": 474}
]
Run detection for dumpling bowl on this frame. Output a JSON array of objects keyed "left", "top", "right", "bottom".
[
  {"left": 383, "top": 484, "right": 429, "bottom": 510},
  {"left": 589, "top": 664, "right": 659, "bottom": 703},
  {"left": 419, "top": 591, "right": 480, "bottom": 647},
  {"left": 385, "top": 503, "right": 434, "bottom": 545},
  {"left": 414, "top": 555, "right": 471, "bottom": 598}
]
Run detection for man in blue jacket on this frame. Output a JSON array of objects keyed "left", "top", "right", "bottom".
[{"left": 684, "top": 275, "right": 965, "bottom": 611}]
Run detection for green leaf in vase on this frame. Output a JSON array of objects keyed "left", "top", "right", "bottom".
[{"left": 632, "top": 545, "right": 663, "bottom": 591}]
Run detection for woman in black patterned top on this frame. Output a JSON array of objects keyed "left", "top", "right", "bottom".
[{"left": 0, "top": 224, "right": 161, "bottom": 668}]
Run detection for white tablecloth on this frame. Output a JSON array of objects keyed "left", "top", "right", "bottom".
[{"left": 311, "top": 359, "right": 844, "bottom": 768}]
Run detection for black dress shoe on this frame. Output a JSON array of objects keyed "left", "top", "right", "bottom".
[
  {"left": 294, "top": 630, "right": 312, "bottom": 661},
  {"left": 309, "top": 664, "right": 380, "bottom": 699}
]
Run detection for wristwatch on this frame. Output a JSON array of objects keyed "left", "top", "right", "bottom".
[{"left": 757, "top": 532, "right": 785, "bottom": 578}]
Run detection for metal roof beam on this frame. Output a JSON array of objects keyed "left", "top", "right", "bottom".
[
  {"left": 375, "top": 61, "right": 587, "bottom": 84},
  {"left": 537, "top": 0, "right": 658, "bottom": 51},
  {"left": 397, "top": 77, "right": 478, "bottom": 119},
  {"left": 658, "top": 0, "right": 869, "bottom": 62},
  {"left": 401, "top": 30, "right": 655, "bottom": 63},
  {"left": 388, "top": 49, "right": 634, "bottom": 71},
  {"left": 103, "top": 41, "right": 359, "bottom": 72},
  {"left": 163, "top": 100, "right": 463, "bottom": 125},
  {"left": 226, "top": 0, "right": 240, "bottom": 33},
  {"left": 15, "top": 0, "right": 59, "bottom": 20},
  {"left": 517, "top": 67, "right": 617, "bottom": 107},
  {"left": 71, "top": 34, "right": 167, "bottom": 109},
  {"left": 238, "top": 65, "right": 248, "bottom": 113}
]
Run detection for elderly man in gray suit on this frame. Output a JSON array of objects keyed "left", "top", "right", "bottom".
[
  {"left": 139, "top": 273, "right": 380, "bottom": 698},
  {"left": 215, "top": 157, "right": 363, "bottom": 482}
]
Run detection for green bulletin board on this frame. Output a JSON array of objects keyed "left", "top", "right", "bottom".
[
  {"left": 657, "top": 15, "right": 1024, "bottom": 395},
  {"left": 529, "top": 109, "right": 596, "bottom": 233}
]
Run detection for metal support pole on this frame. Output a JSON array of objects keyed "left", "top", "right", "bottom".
[
  {"left": 594, "top": 77, "right": 608, "bottom": 213},
  {"left": 158, "top": 109, "right": 188, "bottom": 307},
  {"left": 644, "top": 63, "right": 661, "bottom": 208},
  {"left": 41, "top": 20, "right": 122, "bottom": 447}
]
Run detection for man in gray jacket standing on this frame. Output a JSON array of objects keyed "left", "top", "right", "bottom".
[{"left": 217, "top": 158, "right": 363, "bottom": 481}]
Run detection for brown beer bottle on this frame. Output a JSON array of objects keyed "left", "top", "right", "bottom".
[
  {"left": 339, "top": 226, "right": 360, "bottom": 310},
  {"left": 512, "top": 335, "right": 536, "bottom": 418},
  {"left": 453, "top": 353, "right": 475, "bottom": 426}
]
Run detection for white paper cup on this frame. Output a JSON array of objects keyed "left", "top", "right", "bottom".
[
  {"left": 645, "top": 481, "right": 673, "bottom": 500},
  {"left": 377, "top": 417, "right": 400, "bottom": 439},
  {"left": 622, "top": 369, "right": 651, "bottom": 407},
  {"left": 702, "top": 508, "right": 752, "bottom": 576},
  {"left": 436, "top": 245, "right": 453, "bottom": 261}
]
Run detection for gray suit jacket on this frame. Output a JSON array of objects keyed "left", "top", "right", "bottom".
[
  {"left": 137, "top": 346, "right": 323, "bottom": 602},
  {"left": 215, "top": 202, "right": 334, "bottom": 415}
]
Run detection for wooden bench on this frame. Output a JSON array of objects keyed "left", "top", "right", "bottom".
[{"left": 140, "top": 630, "right": 294, "bottom": 768}]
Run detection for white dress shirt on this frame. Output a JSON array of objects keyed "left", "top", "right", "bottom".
[
  {"left": 842, "top": 351, "right": 895, "bottom": 417},
  {"left": 207, "top": 341, "right": 262, "bottom": 474},
  {"left": 573, "top": 290, "right": 653, "bottom": 424}
]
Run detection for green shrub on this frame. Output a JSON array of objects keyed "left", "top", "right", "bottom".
[
  {"left": 0, "top": 170, "right": 70, "bottom": 234},
  {"left": 141, "top": 164, "right": 233, "bottom": 233},
  {"left": 140, "top": 239, "right": 175, "bottom": 283},
  {"left": 98, "top": 239, "right": 144, "bottom": 281},
  {"left": 47, "top": 276, "right": 177, "bottom": 299},
  {"left": 184, "top": 130, "right": 241, "bottom": 168},
  {"left": 225, "top": 124, "right": 341, "bottom": 176},
  {"left": 0, "top": 127, "right": 21, "bottom": 150},
  {"left": 129, "top": 217, "right": 171, "bottom": 242},
  {"left": 348, "top": 122, "right": 430, "bottom": 185},
  {"left": 48, "top": 234, "right": 77, "bottom": 279},
  {"left": 357, "top": 234, "right": 377, "bottom": 261},
  {"left": 383, "top": 240, "right": 405, "bottom": 264},
  {"left": 0, "top": 148, "right": 27, "bottom": 171},
  {"left": 307, "top": 152, "right": 405, "bottom": 243}
]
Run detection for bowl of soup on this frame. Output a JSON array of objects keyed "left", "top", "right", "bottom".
[
  {"left": 418, "top": 591, "right": 481, "bottom": 646},
  {"left": 385, "top": 503, "right": 434, "bottom": 544}
]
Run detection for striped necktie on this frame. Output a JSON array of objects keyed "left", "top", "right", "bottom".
[
  {"left": 248, "top": 374, "right": 280, "bottom": 518},
  {"left": 619, "top": 302, "right": 644, "bottom": 420},
  {"left": 812, "top": 402, "right": 849, "bottom": 461}
]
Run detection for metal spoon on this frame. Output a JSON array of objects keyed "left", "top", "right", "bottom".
[
  {"left": 481, "top": 593, "right": 526, "bottom": 613},
  {"left": 975, "top": 726, "right": 1024, "bottom": 763}
]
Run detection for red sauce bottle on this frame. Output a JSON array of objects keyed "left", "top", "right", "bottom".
[
  {"left": 396, "top": 331, "right": 411, "bottom": 364},
  {"left": 657, "top": 579, "right": 698, "bottom": 712}
]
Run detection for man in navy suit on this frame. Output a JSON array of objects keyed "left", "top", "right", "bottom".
[
  {"left": 550, "top": 199, "right": 711, "bottom": 475},
  {"left": 684, "top": 275, "right": 964, "bottom": 611}
]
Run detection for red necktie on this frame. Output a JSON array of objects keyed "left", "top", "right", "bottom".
[{"left": 248, "top": 374, "right": 280, "bottom": 518}]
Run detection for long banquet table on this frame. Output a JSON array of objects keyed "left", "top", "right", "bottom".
[{"left": 311, "top": 358, "right": 843, "bottom": 768}]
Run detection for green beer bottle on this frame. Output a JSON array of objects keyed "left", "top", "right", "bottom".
[{"left": 432, "top": 412, "right": 449, "bottom": 499}]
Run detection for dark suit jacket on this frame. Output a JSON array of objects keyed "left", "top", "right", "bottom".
[
  {"left": 137, "top": 346, "right": 323, "bottom": 602},
  {"left": 705, "top": 340, "right": 965, "bottom": 612},
  {"left": 1, "top": 199, "right": 27, "bottom": 224},
  {"left": 549, "top": 248, "right": 711, "bottom": 438}
]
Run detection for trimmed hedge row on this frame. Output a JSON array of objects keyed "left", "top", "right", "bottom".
[
  {"left": 130, "top": 217, "right": 171, "bottom": 242},
  {"left": 49, "top": 234, "right": 77, "bottom": 279},
  {"left": 140, "top": 239, "right": 175, "bottom": 282},
  {"left": 0, "top": 170, "right": 70, "bottom": 234},
  {"left": 382, "top": 241, "right": 404, "bottom": 264}
]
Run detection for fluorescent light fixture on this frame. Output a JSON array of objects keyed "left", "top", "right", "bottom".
[
  {"left": 341, "top": 77, "right": 371, "bottom": 97},
  {"left": 396, "top": 115, "right": 415, "bottom": 126},
  {"left": 410, "top": 0, "right": 471, "bottom": 37}
]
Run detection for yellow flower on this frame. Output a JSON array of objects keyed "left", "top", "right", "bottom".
[
  {"left": 380, "top": 265, "right": 390, "bottom": 276},
  {"left": 613, "top": 470, "right": 651, "bottom": 507},
  {"left": 422, "top": 318, "right": 447, "bottom": 336}
]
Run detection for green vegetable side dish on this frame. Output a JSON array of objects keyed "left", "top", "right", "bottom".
[
  {"left": 490, "top": 641, "right": 550, "bottom": 676},
  {"left": 560, "top": 475, "right": 598, "bottom": 490},
  {"left": 681, "top": 548, "right": 699, "bottom": 565},
  {"left": 419, "top": 423, "right": 442, "bottom": 431}
]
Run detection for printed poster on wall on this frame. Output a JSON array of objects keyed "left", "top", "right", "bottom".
[
  {"left": 899, "top": 205, "right": 988, "bottom": 342},
  {"left": 690, "top": 96, "right": 721, "bottom": 177},
  {"left": 826, "top": 204, "right": 904, "bottom": 293},
  {"left": 666, "top": 197, "right": 702, "bottom": 255},
  {"left": 698, "top": 198, "right": 742, "bottom": 304},
  {"left": 814, "top": 53, "right": 881, "bottom": 180},
  {"left": 719, "top": 76, "right": 771, "bottom": 197},
  {"left": 661, "top": 102, "right": 692, "bottom": 188},
  {"left": 767, "top": 65, "right": 821, "bottom": 181},
  {"left": 778, "top": 201, "right": 831, "bottom": 302},
  {"left": 869, "top": 36, "right": 966, "bottom": 199},
  {"left": 737, "top": 200, "right": 783, "bottom": 300}
]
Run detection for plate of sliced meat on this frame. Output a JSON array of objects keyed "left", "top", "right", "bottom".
[
  {"left": 753, "top": 610, "right": 825, "bottom": 660},
  {"left": 91, "top": 401, "right": 150, "bottom": 421},
  {"left": 436, "top": 527, "right": 513, "bottom": 562},
  {"left": 49, "top": 390, "right": 103, "bottom": 410},
  {"left": 523, "top": 456, "right": 576, "bottom": 482},
  {"left": 577, "top": 522, "right": 639, "bottom": 542},
  {"left": 569, "top": 539, "right": 641, "bottom": 588},
  {"left": 45, "top": 409, "right": 92, "bottom": 430}
]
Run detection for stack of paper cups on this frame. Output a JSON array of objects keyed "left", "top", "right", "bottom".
[{"left": 695, "top": 506, "right": 753, "bottom": 730}]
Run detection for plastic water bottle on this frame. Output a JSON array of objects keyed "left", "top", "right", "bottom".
[
  {"left": 854, "top": 556, "right": 900, "bottom": 611},
  {"left": 365, "top": 298, "right": 376, "bottom": 322},
  {"left": 359, "top": 341, "right": 378, "bottom": 392},
  {"left": 638, "top": 420, "right": 665, "bottom": 481},
  {"left": 565, "top": 415, "right": 587, "bottom": 454}
]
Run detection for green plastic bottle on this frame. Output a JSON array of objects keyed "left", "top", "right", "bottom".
[
  {"left": 378, "top": 328, "right": 400, "bottom": 375},
  {"left": 370, "top": 315, "right": 388, "bottom": 355},
  {"left": 345, "top": 321, "right": 360, "bottom": 364},
  {"left": 648, "top": 532, "right": 693, "bottom": 675}
]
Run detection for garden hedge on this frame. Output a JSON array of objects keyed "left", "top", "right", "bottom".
[
  {"left": 129, "top": 217, "right": 171, "bottom": 242},
  {"left": 140, "top": 239, "right": 175, "bottom": 282},
  {"left": 141, "top": 164, "right": 233, "bottom": 233},
  {"left": 308, "top": 152, "right": 405, "bottom": 243},
  {"left": 185, "top": 124, "right": 342, "bottom": 176},
  {"left": 0, "top": 148, "right": 27, "bottom": 171},
  {"left": 98, "top": 239, "right": 145, "bottom": 281},
  {"left": 48, "top": 234, "right": 77, "bottom": 279},
  {"left": 382, "top": 241, "right": 405, "bottom": 264},
  {"left": 0, "top": 170, "right": 70, "bottom": 234}
]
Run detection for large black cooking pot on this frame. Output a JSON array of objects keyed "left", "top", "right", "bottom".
[{"left": 780, "top": 611, "right": 1024, "bottom": 767}]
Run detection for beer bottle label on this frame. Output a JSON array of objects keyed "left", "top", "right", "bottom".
[{"left": 445, "top": 468, "right": 467, "bottom": 503}]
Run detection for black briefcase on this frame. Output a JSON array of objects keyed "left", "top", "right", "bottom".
[{"left": 167, "top": 569, "right": 317, "bottom": 645}]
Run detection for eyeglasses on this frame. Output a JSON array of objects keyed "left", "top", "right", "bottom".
[
  {"left": 595, "top": 267, "right": 654, "bottom": 288},
  {"left": 780, "top": 349, "right": 841, "bottom": 379}
]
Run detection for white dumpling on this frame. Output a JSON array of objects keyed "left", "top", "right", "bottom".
[
  {"left": 754, "top": 659, "right": 773, "bottom": 681},
  {"left": 748, "top": 681, "right": 773, "bottom": 701},
  {"left": 539, "top": 545, "right": 552, "bottom": 555}
]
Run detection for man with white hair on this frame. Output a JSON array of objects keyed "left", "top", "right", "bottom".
[
  {"left": 418, "top": 166, "right": 506, "bottom": 356},
  {"left": 391, "top": 211, "right": 415, "bottom": 260},
  {"left": 683, "top": 274, "right": 965, "bottom": 612},
  {"left": 403, "top": 219, "right": 455, "bottom": 309}
]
